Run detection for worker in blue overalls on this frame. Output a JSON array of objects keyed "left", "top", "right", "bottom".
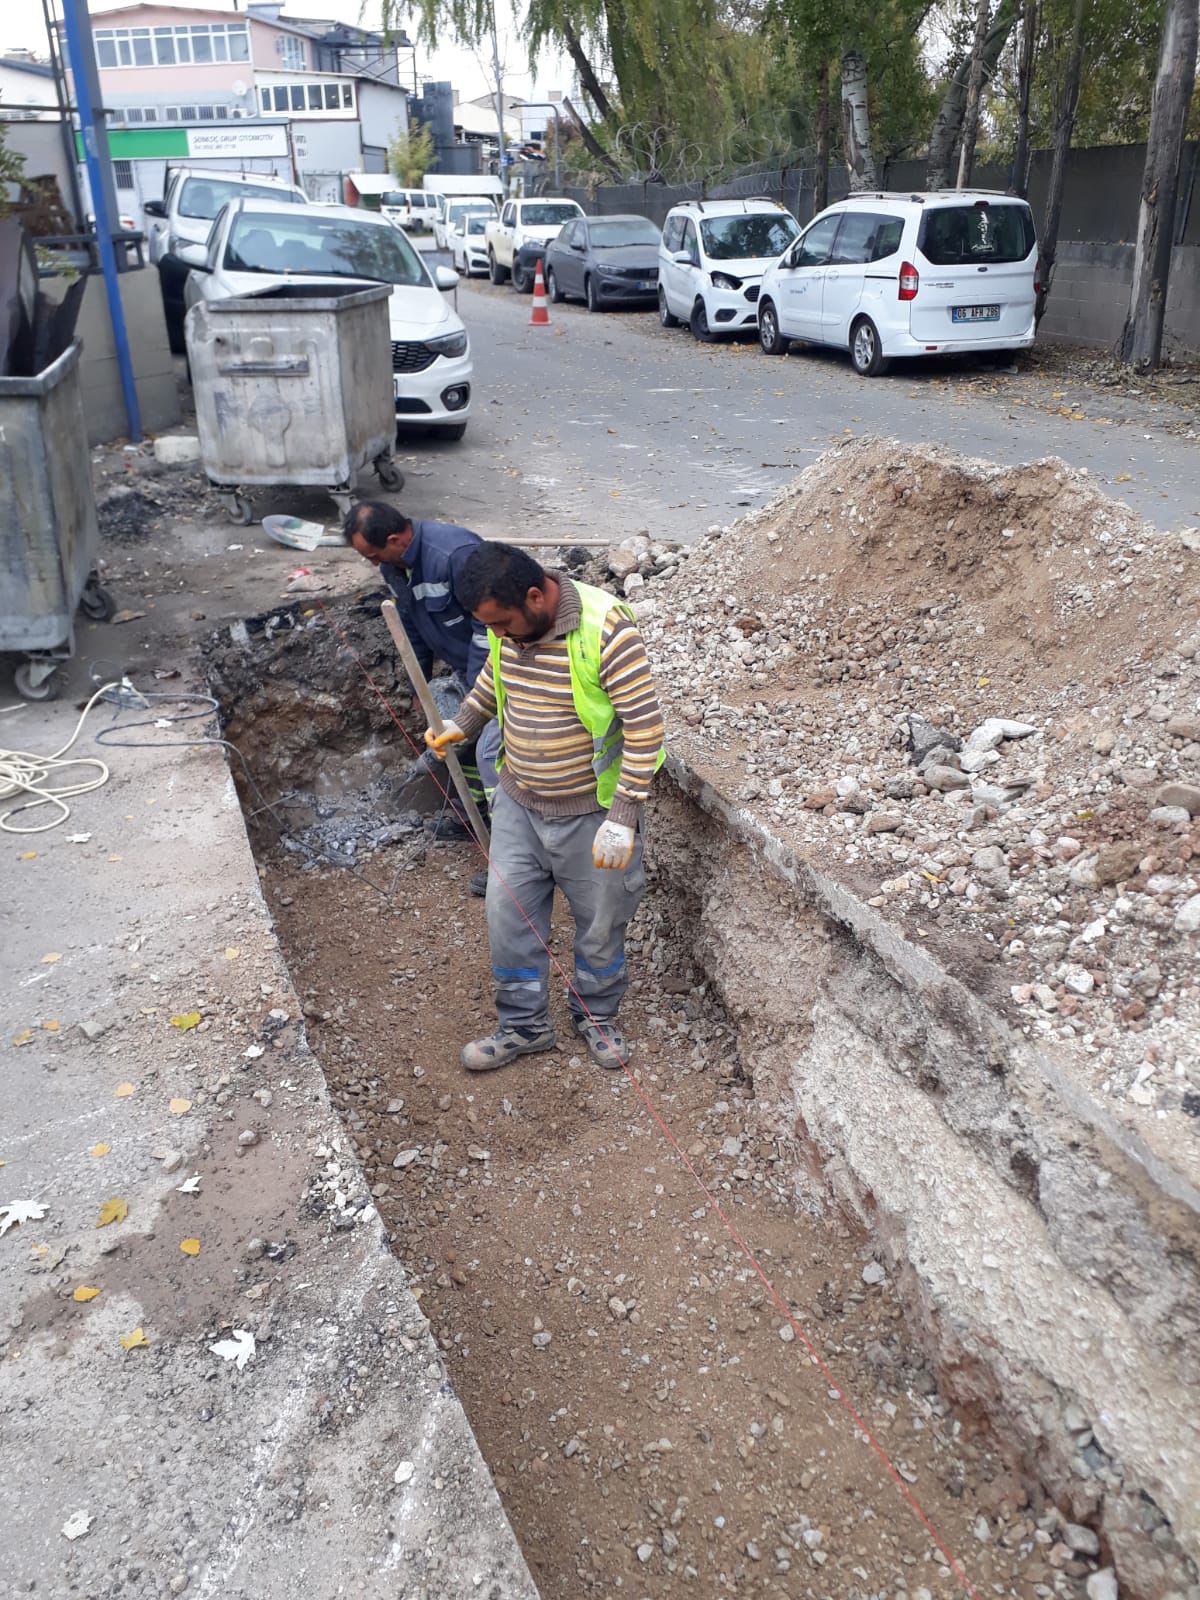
[{"left": 343, "top": 500, "right": 498, "bottom": 893}]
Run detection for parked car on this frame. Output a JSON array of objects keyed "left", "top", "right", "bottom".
[
  {"left": 381, "top": 188, "right": 437, "bottom": 233},
  {"left": 180, "top": 200, "right": 472, "bottom": 440},
  {"left": 435, "top": 197, "right": 497, "bottom": 252},
  {"left": 145, "top": 166, "right": 307, "bottom": 353},
  {"left": 755, "top": 191, "right": 1039, "bottom": 376},
  {"left": 543, "top": 214, "right": 662, "bottom": 312},
  {"left": 451, "top": 213, "right": 491, "bottom": 277},
  {"left": 486, "top": 197, "right": 585, "bottom": 290},
  {"left": 657, "top": 198, "right": 800, "bottom": 341}
]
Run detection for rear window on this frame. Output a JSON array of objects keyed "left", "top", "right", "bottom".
[
  {"left": 700, "top": 211, "right": 799, "bottom": 261},
  {"left": 919, "top": 203, "right": 1035, "bottom": 266}
]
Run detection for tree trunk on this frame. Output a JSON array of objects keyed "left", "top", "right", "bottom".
[
  {"left": 956, "top": 0, "right": 992, "bottom": 188},
  {"left": 561, "top": 21, "right": 618, "bottom": 126},
  {"left": 1120, "top": 0, "right": 1199, "bottom": 368},
  {"left": 1036, "top": 0, "right": 1086, "bottom": 322},
  {"left": 561, "top": 96, "right": 623, "bottom": 178},
  {"left": 839, "top": 49, "right": 877, "bottom": 191},
  {"left": 814, "top": 56, "right": 830, "bottom": 214},
  {"left": 926, "top": 0, "right": 1015, "bottom": 190},
  {"left": 1008, "top": 0, "right": 1038, "bottom": 196}
]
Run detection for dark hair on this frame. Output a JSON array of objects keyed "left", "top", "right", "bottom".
[
  {"left": 459, "top": 543, "right": 546, "bottom": 611},
  {"left": 342, "top": 500, "right": 411, "bottom": 549}
]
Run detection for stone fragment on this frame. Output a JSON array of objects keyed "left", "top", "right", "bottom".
[
  {"left": 861, "top": 1261, "right": 886, "bottom": 1286},
  {"left": 1174, "top": 895, "right": 1200, "bottom": 934},
  {"left": 1093, "top": 728, "right": 1118, "bottom": 756},
  {"left": 154, "top": 434, "right": 201, "bottom": 465},
  {"left": 1064, "top": 1523, "right": 1101, "bottom": 1557},
  {"left": 907, "top": 714, "right": 959, "bottom": 765},
  {"left": 923, "top": 764, "right": 970, "bottom": 792},
  {"left": 964, "top": 717, "right": 1037, "bottom": 754},
  {"left": 1093, "top": 842, "right": 1143, "bottom": 885},
  {"left": 1166, "top": 717, "right": 1200, "bottom": 741},
  {"left": 865, "top": 812, "right": 902, "bottom": 834},
  {"left": 1150, "top": 806, "right": 1190, "bottom": 827},
  {"left": 1154, "top": 781, "right": 1200, "bottom": 816},
  {"left": 1086, "top": 1570, "right": 1119, "bottom": 1600},
  {"left": 607, "top": 547, "right": 640, "bottom": 582}
]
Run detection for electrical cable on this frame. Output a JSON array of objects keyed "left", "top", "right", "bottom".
[{"left": 0, "top": 682, "right": 119, "bottom": 835}]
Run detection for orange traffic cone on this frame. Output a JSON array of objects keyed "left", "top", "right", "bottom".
[{"left": 530, "top": 259, "right": 550, "bottom": 326}]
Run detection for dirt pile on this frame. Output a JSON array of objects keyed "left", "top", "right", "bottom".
[{"left": 636, "top": 436, "right": 1200, "bottom": 1120}]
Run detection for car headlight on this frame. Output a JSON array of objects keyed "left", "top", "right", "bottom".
[
  {"left": 596, "top": 264, "right": 625, "bottom": 276},
  {"left": 427, "top": 331, "right": 468, "bottom": 358},
  {"left": 710, "top": 271, "right": 743, "bottom": 290}
]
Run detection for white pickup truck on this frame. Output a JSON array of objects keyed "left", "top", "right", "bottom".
[{"left": 485, "top": 197, "right": 584, "bottom": 291}]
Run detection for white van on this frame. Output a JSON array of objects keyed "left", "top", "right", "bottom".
[
  {"left": 657, "top": 198, "right": 800, "bottom": 341},
  {"left": 381, "top": 188, "right": 437, "bottom": 233},
  {"left": 755, "top": 191, "right": 1039, "bottom": 375}
]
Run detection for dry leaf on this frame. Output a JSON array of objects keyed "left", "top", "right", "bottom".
[
  {"left": 210, "top": 1328, "right": 255, "bottom": 1370},
  {"left": 89, "top": 1143, "right": 110, "bottom": 1159},
  {"left": 0, "top": 1199, "right": 47, "bottom": 1235},
  {"left": 19, "top": 851, "right": 36, "bottom": 860},
  {"left": 41, "top": 952, "right": 62, "bottom": 965},
  {"left": 95, "top": 1196, "right": 128, "bottom": 1228},
  {"left": 73, "top": 1285, "right": 101, "bottom": 1303},
  {"left": 42, "top": 1020, "right": 60, "bottom": 1032},
  {"left": 119, "top": 1327, "right": 149, "bottom": 1351},
  {"left": 108, "top": 855, "right": 123, "bottom": 863},
  {"left": 169, "top": 1011, "right": 201, "bottom": 1032},
  {"left": 29, "top": 1242, "right": 49, "bottom": 1258},
  {"left": 179, "top": 1237, "right": 201, "bottom": 1256},
  {"left": 168, "top": 1098, "right": 193, "bottom": 1116},
  {"left": 12, "top": 1029, "right": 33, "bottom": 1047},
  {"left": 61, "top": 1510, "right": 93, "bottom": 1541},
  {"left": 224, "top": 947, "right": 241, "bottom": 961},
  {"left": 115, "top": 1082, "right": 136, "bottom": 1098}
]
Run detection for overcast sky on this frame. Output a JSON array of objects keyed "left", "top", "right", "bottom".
[{"left": 0, "top": 0, "right": 570, "bottom": 106}]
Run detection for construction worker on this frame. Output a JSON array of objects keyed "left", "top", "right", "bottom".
[
  {"left": 424, "top": 542, "right": 665, "bottom": 1073},
  {"left": 342, "top": 501, "right": 497, "bottom": 872}
]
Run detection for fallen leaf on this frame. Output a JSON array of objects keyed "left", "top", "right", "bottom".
[
  {"left": 42, "top": 1020, "right": 60, "bottom": 1032},
  {"left": 210, "top": 1328, "right": 255, "bottom": 1370},
  {"left": 89, "top": 1143, "right": 110, "bottom": 1158},
  {"left": 41, "top": 952, "right": 62, "bottom": 965},
  {"left": 73, "top": 1285, "right": 101, "bottom": 1303},
  {"left": 1114, "top": 471, "right": 1132, "bottom": 483},
  {"left": 19, "top": 851, "right": 36, "bottom": 860},
  {"left": 177, "top": 1174, "right": 201, "bottom": 1194},
  {"left": 223, "top": 947, "right": 240, "bottom": 961},
  {"left": 169, "top": 1011, "right": 201, "bottom": 1032},
  {"left": 168, "top": 1097, "right": 193, "bottom": 1116},
  {"left": 29, "top": 1241, "right": 49, "bottom": 1258},
  {"left": 12, "top": 1029, "right": 33, "bottom": 1047},
  {"left": 976, "top": 676, "right": 990, "bottom": 688},
  {"left": 108, "top": 855, "right": 123, "bottom": 863},
  {"left": 179, "top": 1237, "right": 201, "bottom": 1256},
  {"left": 111, "top": 609, "right": 146, "bottom": 625},
  {"left": 0, "top": 1199, "right": 47, "bottom": 1235},
  {"left": 61, "top": 1510, "right": 93, "bottom": 1541},
  {"left": 114, "top": 1081, "right": 136, "bottom": 1098},
  {"left": 119, "top": 1327, "right": 149, "bottom": 1351},
  {"left": 95, "top": 1196, "right": 128, "bottom": 1228}
]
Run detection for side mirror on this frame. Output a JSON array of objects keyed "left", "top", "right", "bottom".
[
  {"left": 571, "top": 240, "right": 586, "bottom": 252},
  {"left": 672, "top": 251, "right": 693, "bottom": 266},
  {"left": 434, "top": 264, "right": 460, "bottom": 291},
  {"left": 143, "top": 198, "right": 167, "bottom": 219},
  {"left": 176, "top": 242, "right": 209, "bottom": 269}
]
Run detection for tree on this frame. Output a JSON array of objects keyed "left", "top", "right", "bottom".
[
  {"left": 1035, "top": 0, "right": 1086, "bottom": 321},
  {"left": 926, "top": 0, "right": 1016, "bottom": 188},
  {"left": 1008, "top": 0, "right": 1038, "bottom": 194},
  {"left": 840, "top": 48, "right": 878, "bottom": 187},
  {"left": 956, "top": 0, "right": 993, "bottom": 185},
  {"left": 1120, "top": 0, "right": 1199, "bottom": 368},
  {"left": 388, "top": 120, "right": 436, "bottom": 186},
  {"left": 0, "top": 121, "right": 25, "bottom": 220}
]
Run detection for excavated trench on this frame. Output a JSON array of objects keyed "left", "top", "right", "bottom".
[{"left": 205, "top": 599, "right": 1198, "bottom": 1600}]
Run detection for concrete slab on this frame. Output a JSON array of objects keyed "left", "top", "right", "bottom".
[{"left": 0, "top": 690, "right": 536, "bottom": 1600}]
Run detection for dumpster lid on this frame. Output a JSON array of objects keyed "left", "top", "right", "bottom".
[{"left": 208, "top": 282, "right": 393, "bottom": 311}]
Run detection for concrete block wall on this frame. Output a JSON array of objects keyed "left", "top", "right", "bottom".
[{"left": 1039, "top": 243, "right": 1200, "bottom": 359}]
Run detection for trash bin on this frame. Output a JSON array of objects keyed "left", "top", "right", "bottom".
[
  {"left": 0, "top": 339, "right": 114, "bottom": 701},
  {"left": 186, "top": 283, "right": 404, "bottom": 525}
]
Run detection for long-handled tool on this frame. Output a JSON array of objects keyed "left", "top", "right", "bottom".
[{"left": 380, "top": 599, "right": 490, "bottom": 852}]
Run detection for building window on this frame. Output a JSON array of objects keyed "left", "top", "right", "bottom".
[
  {"left": 341, "top": 83, "right": 353, "bottom": 107},
  {"left": 179, "top": 105, "right": 197, "bottom": 120},
  {"left": 93, "top": 22, "right": 249, "bottom": 70},
  {"left": 113, "top": 159, "right": 134, "bottom": 190},
  {"left": 324, "top": 83, "right": 339, "bottom": 109},
  {"left": 307, "top": 85, "right": 323, "bottom": 109},
  {"left": 278, "top": 34, "right": 306, "bottom": 69},
  {"left": 260, "top": 87, "right": 271, "bottom": 114},
  {"left": 198, "top": 105, "right": 216, "bottom": 120}
]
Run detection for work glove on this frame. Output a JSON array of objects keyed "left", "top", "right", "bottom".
[
  {"left": 424, "top": 720, "right": 465, "bottom": 760},
  {"left": 593, "top": 817, "right": 636, "bottom": 871}
]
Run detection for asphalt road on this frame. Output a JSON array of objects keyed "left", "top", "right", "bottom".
[{"left": 398, "top": 266, "right": 1200, "bottom": 545}]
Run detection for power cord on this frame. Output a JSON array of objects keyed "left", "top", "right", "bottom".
[{"left": 0, "top": 682, "right": 120, "bottom": 835}]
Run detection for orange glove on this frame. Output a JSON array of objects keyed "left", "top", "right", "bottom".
[{"left": 423, "top": 720, "right": 465, "bottom": 760}]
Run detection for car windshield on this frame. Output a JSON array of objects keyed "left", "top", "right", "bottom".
[
  {"left": 700, "top": 212, "right": 799, "bottom": 260},
  {"left": 590, "top": 218, "right": 660, "bottom": 247},
  {"left": 466, "top": 216, "right": 489, "bottom": 235},
  {"left": 450, "top": 203, "right": 494, "bottom": 221},
  {"left": 522, "top": 203, "right": 579, "bottom": 226},
  {"left": 919, "top": 203, "right": 1035, "bottom": 265},
  {"left": 225, "top": 213, "right": 429, "bottom": 285},
  {"left": 180, "top": 177, "right": 297, "bottom": 220}
]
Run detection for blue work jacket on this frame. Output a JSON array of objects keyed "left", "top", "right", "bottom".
[{"left": 381, "top": 519, "right": 488, "bottom": 689}]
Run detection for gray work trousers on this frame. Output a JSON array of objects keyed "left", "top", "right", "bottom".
[{"left": 485, "top": 787, "right": 646, "bottom": 1030}]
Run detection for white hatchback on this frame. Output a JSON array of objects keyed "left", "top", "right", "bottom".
[
  {"left": 756, "top": 191, "right": 1039, "bottom": 376},
  {"left": 657, "top": 199, "right": 800, "bottom": 341},
  {"left": 181, "top": 200, "right": 473, "bottom": 439}
]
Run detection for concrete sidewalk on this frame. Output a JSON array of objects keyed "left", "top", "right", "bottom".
[{"left": 0, "top": 685, "right": 536, "bottom": 1599}]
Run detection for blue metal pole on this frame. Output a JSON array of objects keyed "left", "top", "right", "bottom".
[{"left": 59, "top": 0, "right": 142, "bottom": 442}]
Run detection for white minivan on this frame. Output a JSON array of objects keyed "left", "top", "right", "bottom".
[
  {"left": 756, "top": 191, "right": 1039, "bottom": 376},
  {"left": 657, "top": 198, "right": 800, "bottom": 341}
]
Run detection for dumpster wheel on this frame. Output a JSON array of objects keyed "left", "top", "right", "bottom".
[
  {"left": 374, "top": 455, "right": 405, "bottom": 493},
  {"left": 221, "top": 491, "right": 255, "bottom": 527},
  {"left": 80, "top": 574, "right": 117, "bottom": 624},
  {"left": 14, "top": 661, "right": 60, "bottom": 702}
]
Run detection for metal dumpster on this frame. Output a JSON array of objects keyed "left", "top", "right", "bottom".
[
  {"left": 0, "top": 339, "right": 114, "bottom": 701},
  {"left": 186, "top": 283, "right": 404, "bottom": 525}
]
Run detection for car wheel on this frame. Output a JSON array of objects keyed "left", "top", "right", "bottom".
[
  {"left": 546, "top": 266, "right": 564, "bottom": 303},
  {"left": 489, "top": 251, "right": 508, "bottom": 285},
  {"left": 658, "top": 289, "right": 679, "bottom": 329},
  {"left": 586, "top": 275, "right": 603, "bottom": 313},
  {"left": 850, "top": 316, "right": 890, "bottom": 377},
  {"left": 512, "top": 261, "right": 531, "bottom": 293},
  {"left": 432, "top": 421, "right": 468, "bottom": 442},
  {"left": 758, "top": 300, "right": 789, "bottom": 356},
  {"left": 690, "top": 298, "right": 715, "bottom": 343}
]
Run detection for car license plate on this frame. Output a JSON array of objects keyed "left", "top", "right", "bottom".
[
  {"left": 637, "top": 280, "right": 654, "bottom": 291},
  {"left": 952, "top": 304, "right": 1000, "bottom": 323}
]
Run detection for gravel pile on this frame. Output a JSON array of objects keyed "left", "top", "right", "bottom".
[{"left": 626, "top": 437, "right": 1200, "bottom": 1120}]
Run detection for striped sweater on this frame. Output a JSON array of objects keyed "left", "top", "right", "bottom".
[{"left": 455, "top": 574, "right": 664, "bottom": 828}]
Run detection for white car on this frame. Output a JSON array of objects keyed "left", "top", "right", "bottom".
[
  {"left": 380, "top": 187, "right": 437, "bottom": 233},
  {"left": 451, "top": 213, "right": 491, "bottom": 277},
  {"left": 434, "top": 197, "right": 497, "bottom": 252},
  {"left": 755, "top": 191, "right": 1039, "bottom": 376},
  {"left": 657, "top": 199, "right": 800, "bottom": 341},
  {"left": 180, "top": 199, "right": 473, "bottom": 440}
]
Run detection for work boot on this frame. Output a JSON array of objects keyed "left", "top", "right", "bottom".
[
  {"left": 431, "top": 809, "right": 471, "bottom": 842},
  {"left": 469, "top": 869, "right": 488, "bottom": 898},
  {"left": 572, "top": 1015, "right": 632, "bottom": 1072},
  {"left": 461, "top": 1023, "right": 556, "bottom": 1073}
]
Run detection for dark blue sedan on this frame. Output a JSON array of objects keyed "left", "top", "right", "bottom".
[{"left": 543, "top": 214, "right": 662, "bottom": 313}]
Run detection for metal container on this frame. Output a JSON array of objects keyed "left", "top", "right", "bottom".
[
  {"left": 186, "top": 283, "right": 404, "bottom": 524},
  {"left": 0, "top": 340, "right": 114, "bottom": 700}
]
